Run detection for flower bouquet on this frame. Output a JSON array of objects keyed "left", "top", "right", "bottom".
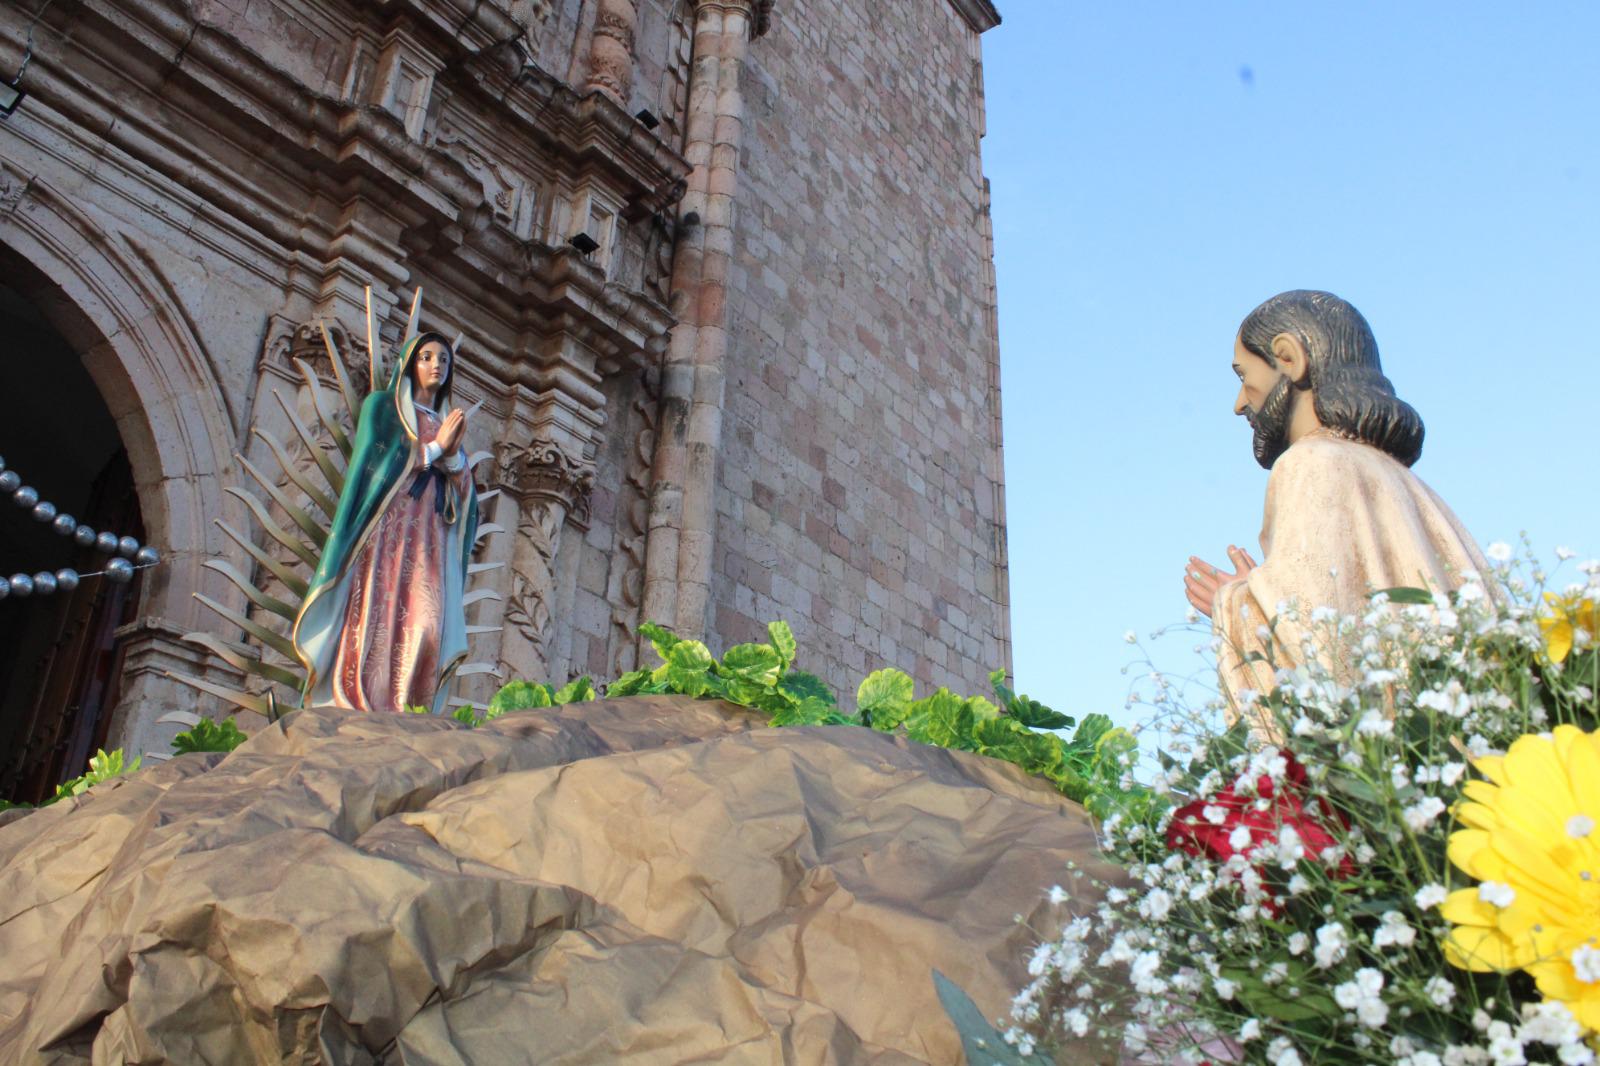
[{"left": 1010, "top": 548, "right": 1600, "bottom": 1064}]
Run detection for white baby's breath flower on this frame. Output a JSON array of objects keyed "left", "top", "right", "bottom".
[
  {"left": 1572, "top": 944, "right": 1600, "bottom": 983},
  {"left": 1334, "top": 967, "right": 1389, "bottom": 1028},
  {"left": 1517, "top": 999, "right": 1583, "bottom": 1046},
  {"left": 1123, "top": 630, "right": 1137, "bottom": 644},
  {"left": 1355, "top": 709, "right": 1393, "bottom": 737},
  {"left": 1213, "top": 976, "right": 1237, "bottom": 1000},
  {"left": 1227, "top": 825, "right": 1252, "bottom": 851},
  {"left": 1139, "top": 888, "right": 1173, "bottom": 922},
  {"left": 1415, "top": 883, "right": 1448, "bottom": 909},
  {"left": 1479, "top": 881, "right": 1516, "bottom": 909},
  {"left": 1373, "top": 910, "right": 1417, "bottom": 949},
  {"left": 1047, "top": 884, "right": 1068, "bottom": 905},
  {"left": 1267, "top": 1037, "right": 1303, "bottom": 1066},
  {"left": 1313, "top": 922, "right": 1349, "bottom": 968},
  {"left": 1424, "top": 975, "right": 1457, "bottom": 1008},
  {"left": 1287, "top": 931, "right": 1309, "bottom": 956},
  {"left": 1238, "top": 1018, "right": 1261, "bottom": 1042},
  {"left": 1486, "top": 1022, "right": 1526, "bottom": 1064},
  {"left": 1486, "top": 542, "right": 1513, "bottom": 563},
  {"left": 1404, "top": 796, "right": 1448, "bottom": 832}
]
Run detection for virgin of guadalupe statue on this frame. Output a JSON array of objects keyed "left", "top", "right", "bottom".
[{"left": 292, "top": 332, "right": 479, "bottom": 713}]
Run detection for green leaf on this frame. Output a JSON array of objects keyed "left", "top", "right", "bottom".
[
  {"left": 666, "top": 641, "right": 715, "bottom": 671},
  {"left": 1219, "top": 964, "right": 1340, "bottom": 1023},
  {"left": 989, "top": 668, "right": 1016, "bottom": 706},
  {"left": 990, "top": 669, "right": 1074, "bottom": 730},
  {"left": 719, "top": 643, "right": 783, "bottom": 685},
  {"left": 770, "top": 696, "right": 838, "bottom": 727},
  {"left": 905, "top": 689, "right": 975, "bottom": 750},
  {"left": 932, "top": 970, "right": 1031, "bottom": 1066},
  {"left": 778, "top": 670, "right": 836, "bottom": 706},
  {"left": 607, "top": 669, "right": 651, "bottom": 697},
  {"left": 553, "top": 676, "right": 596, "bottom": 704},
  {"left": 664, "top": 640, "right": 716, "bottom": 697},
  {"left": 973, "top": 716, "right": 1035, "bottom": 764},
  {"left": 489, "top": 681, "right": 553, "bottom": 717},
  {"left": 1007, "top": 693, "right": 1075, "bottom": 731},
  {"left": 638, "top": 621, "right": 682, "bottom": 663},
  {"left": 44, "top": 748, "right": 140, "bottom": 805},
  {"left": 966, "top": 695, "right": 1003, "bottom": 722},
  {"left": 171, "top": 718, "right": 248, "bottom": 755},
  {"left": 1094, "top": 726, "right": 1138, "bottom": 762},
  {"left": 857, "top": 668, "right": 915, "bottom": 731},
  {"left": 1329, "top": 771, "right": 1383, "bottom": 805},
  {"left": 767, "top": 620, "right": 797, "bottom": 667},
  {"left": 452, "top": 705, "right": 481, "bottom": 727},
  {"left": 1377, "top": 586, "right": 1435, "bottom": 605},
  {"left": 1065, "top": 712, "right": 1115, "bottom": 752},
  {"left": 723, "top": 677, "right": 775, "bottom": 709}
]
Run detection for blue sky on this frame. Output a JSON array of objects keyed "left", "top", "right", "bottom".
[{"left": 984, "top": 3, "right": 1600, "bottom": 728}]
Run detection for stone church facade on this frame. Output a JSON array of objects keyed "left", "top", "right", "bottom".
[{"left": 0, "top": 0, "right": 1007, "bottom": 788}]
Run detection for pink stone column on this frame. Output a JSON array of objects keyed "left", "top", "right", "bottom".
[
  {"left": 584, "top": 0, "right": 640, "bottom": 102},
  {"left": 639, "top": 0, "right": 759, "bottom": 642}
]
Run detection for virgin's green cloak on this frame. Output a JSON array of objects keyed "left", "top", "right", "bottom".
[{"left": 292, "top": 335, "right": 479, "bottom": 712}]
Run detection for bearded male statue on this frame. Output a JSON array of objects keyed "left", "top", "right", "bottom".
[{"left": 1183, "top": 290, "right": 1490, "bottom": 696}]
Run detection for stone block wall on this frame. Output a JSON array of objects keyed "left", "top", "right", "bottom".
[{"left": 708, "top": 1, "right": 1009, "bottom": 703}]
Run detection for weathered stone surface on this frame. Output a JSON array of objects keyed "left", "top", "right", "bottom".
[{"left": 0, "top": 696, "right": 1104, "bottom": 1064}]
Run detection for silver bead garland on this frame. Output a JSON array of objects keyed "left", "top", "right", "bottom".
[{"left": 0, "top": 453, "right": 162, "bottom": 601}]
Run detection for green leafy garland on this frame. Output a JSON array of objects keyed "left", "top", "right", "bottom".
[
  {"left": 554, "top": 619, "right": 1138, "bottom": 816},
  {"left": 2, "top": 621, "right": 1145, "bottom": 818}
]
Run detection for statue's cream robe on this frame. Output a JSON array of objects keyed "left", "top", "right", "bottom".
[{"left": 1214, "top": 430, "right": 1490, "bottom": 697}]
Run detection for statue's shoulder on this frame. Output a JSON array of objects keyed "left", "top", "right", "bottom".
[{"left": 1272, "top": 433, "right": 1396, "bottom": 491}]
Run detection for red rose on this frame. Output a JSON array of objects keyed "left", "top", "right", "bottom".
[{"left": 1165, "top": 750, "right": 1352, "bottom": 881}]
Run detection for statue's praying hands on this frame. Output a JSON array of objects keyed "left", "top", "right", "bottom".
[
  {"left": 435, "top": 407, "right": 467, "bottom": 457},
  {"left": 1184, "top": 546, "right": 1257, "bottom": 620}
]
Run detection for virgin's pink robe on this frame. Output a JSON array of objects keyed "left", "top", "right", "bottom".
[{"left": 328, "top": 405, "right": 471, "bottom": 712}]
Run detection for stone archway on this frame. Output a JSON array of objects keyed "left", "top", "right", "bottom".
[{"left": 0, "top": 172, "right": 242, "bottom": 764}]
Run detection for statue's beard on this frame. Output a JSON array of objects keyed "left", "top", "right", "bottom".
[{"left": 1245, "top": 376, "right": 1295, "bottom": 469}]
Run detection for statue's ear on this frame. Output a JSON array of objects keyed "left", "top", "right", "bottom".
[{"left": 1270, "top": 332, "right": 1311, "bottom": 386}]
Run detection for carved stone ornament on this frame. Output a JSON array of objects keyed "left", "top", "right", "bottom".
[
  {"left": 494, "top": 439, "right": 597, "bottom": 523},
  {"left": 432, "top": 125, "right": 535, "bottom": 239},
  {"left": 259, "top": 316, "right": 368, "bottom": 385}
]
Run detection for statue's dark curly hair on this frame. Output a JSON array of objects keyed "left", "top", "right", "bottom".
[{"left": 1239, "top": 290, "right": 1424, "bottom": 468}]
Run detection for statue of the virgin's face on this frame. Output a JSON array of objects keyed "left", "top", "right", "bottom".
[{"left": 413, "top": 340, "right": 452, "bottom": 396}]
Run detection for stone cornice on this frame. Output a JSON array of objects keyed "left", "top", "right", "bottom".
[
  {"left": 4, "top": 0, "right": 686, "bottom": 372},
  {"left": 946, "top": 0, "right": 1000, "bottom": 33}
]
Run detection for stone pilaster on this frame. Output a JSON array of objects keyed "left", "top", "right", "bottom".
[{"left": 492, "top": 439, "right": 597, "bottom": 681}]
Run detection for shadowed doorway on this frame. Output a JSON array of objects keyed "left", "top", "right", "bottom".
[{"left": 0, "top": 279, "right": 145, "bottom": 805}]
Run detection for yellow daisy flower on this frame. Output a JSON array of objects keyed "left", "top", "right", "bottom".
[
  {"left": 1539, "top": 591, "right": 1600, "bottom": 664},
  {"left": 1443, "top": 725, "right": 1600, "bottom": 1031}
]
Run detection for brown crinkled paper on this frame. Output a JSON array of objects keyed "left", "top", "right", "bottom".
[{"left": 0, "top": 697, "right": 1111, "bottom": 1064}]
